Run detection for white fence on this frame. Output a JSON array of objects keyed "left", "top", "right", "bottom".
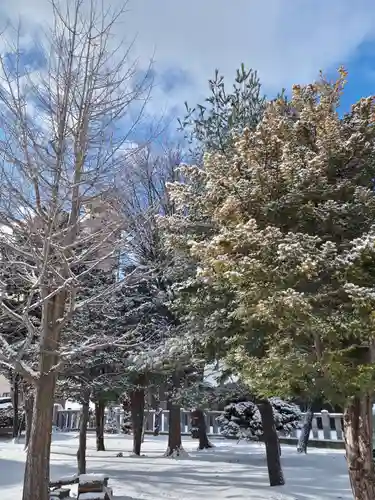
[{"left": 55, "top": 409, "right": 344, "bottom": 444}]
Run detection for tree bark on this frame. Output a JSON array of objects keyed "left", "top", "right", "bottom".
[
  {"left": 191, "top": 408, "right": 214, "bottom": 449},
  {"left": 141, "top": 395, "right": 148, "bottom": 444},
  {"left": 12, "top": 374, "right": 19, "bottom": 439},
  {"left": 24, "top": 392, "right": 34, "bottom": 450},
  {"left": 297, "top": 404, "right": 314, "bottom": 454},
  {"left": 164, "top": 372, "right": 183, "bottom": 456},
  {"left": 22, "top": 373, "right": 56, "bottom": 500},
  {"left": 21, "top": 287, "right": 67, "bottom": 500},
  {"left": 258, "top": 399, "right": 285, "bottom": 487},
  {"left": 95, "top": 400, "right": 105, "bottom": 451},
  {"left": 130, "top": 386, "right": 145, "bottom": 455},
  {"left": 121, "top": 401, "right": 132, "bottom": 434},
  {"left": 165, "top": 400, "right": 182, "bottom": 456},
  {"left": 77, "top": 391, "right": 90, "bottom": 474},
  {"left": 343, "top": 395, "right": 375, "bottom": 500}
]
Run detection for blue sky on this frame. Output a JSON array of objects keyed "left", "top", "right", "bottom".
[
  {"left": 1, "top": 0, "right": 375, "bottom": 138},
  {"left": 335, "top": 41, "right": 375, "bottom": 113}
]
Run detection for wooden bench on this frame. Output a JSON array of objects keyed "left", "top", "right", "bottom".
[
  {"left": 49, "top": 476, "right": 78, "bottom": 499},
  {"left": 78, "top": 489, "right": 113, "bottom": 500},
  {"left": 49, "top": 488, "right": 71, "bottom": 499},
  {"left": 77, "top": 474, "right": 112, "bottom": 500},
  {"left": 49, "top": 473, "right": 112, "bottom": 500}
]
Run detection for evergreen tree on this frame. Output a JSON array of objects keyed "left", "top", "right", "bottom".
[
  {"left": 217, "top": 398, "right": 301, "bottom": 441},
  {"left": 178, "top": 64, "right": 265, "bottom": 159},
  {"left": 164, "top": 68, "right": 375, "bottom": 499}
]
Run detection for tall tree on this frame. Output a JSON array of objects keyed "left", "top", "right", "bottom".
[
  {"left": 161, "top": 65, "right": 269, "bottom": 459},
  {"left": 0, "top": 1, "right": 152, "bottom": 499},
  {"left": 164, "top": 68, "right": 375, "bottom": 499},
  {"left": 121, "top": 144, "right": 231, "bottom": 457},
  {"left": 178, "top": 64, "right": 265, "bottom": 159}
]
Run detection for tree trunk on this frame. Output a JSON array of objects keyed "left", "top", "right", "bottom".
[
  {"left": 130, "top": 387, "right": 145, "bottom": 456},
  {"left": 154, "top": 408, "right": 162, "bottom": 436},
  {"left": 191, "top": 408, "right": 214, "bottom": 450},
  {"left": 151, "top": 393, "right": 161, "bottom": 436},
  {"left": 141, "top": 395, "right": 150, "bottom": 444},
  {"left": 95, "top": 400, "right": 105, "bottom": 451},
  {"left": 24, "top": 392, "right": 34, "bottom": 450},
  {"left": 165, "top": 372, "right": 183, "bottom": 457},
  {"left": 297, "top": 404, "right": 314, "bottom": 454},
  {"left": 343, "top": 395, "right": 375, "bottom": 500},
  {"left": 141, "top": 410, "right": 146, "bottom": 444},
  {"left": 121, "top": 401, "right": 132, "bottom": 434},
  {"left": 77, "top": 391, "right": 90, "bottom": 474},
  {"left": 165, "top": 400, "right": 182, "bottom": 456},
  {"left": 12, "top": 374, "right": 19, "bottom": 439},
  {"left": 21, "top": 289, "right": 66, "bottom": 500},
  {"left": 258, "top": 399, "right": 285, "bottom": 487},
  {"left": 22, "top": 373, "right": 56, "bottom": 500}
]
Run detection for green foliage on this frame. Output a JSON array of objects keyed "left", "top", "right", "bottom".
[
  {"left": 161, "top": 67, "right": 267, "bottom": 367},
  {"left": 178, "top": 64, "right": 265, "bottom": 159},
  {"left": 164, "top": 69, "right": 375, "bottom": 407}
]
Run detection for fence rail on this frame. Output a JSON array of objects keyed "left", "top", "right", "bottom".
[{"left": 55, "top": 408, "right": 344, "bottom": 443}]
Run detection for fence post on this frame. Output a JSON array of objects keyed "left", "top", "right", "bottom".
[
  {"left": 56, "top": 407, "right": 346, "bottom": 441},
  {"left": 146, "top": 410, "right": 154, "bottom": 431},
  {"left": 311, "top": 413, "right": 319, "bottom": 439},
  {"left": 115, "top": 407, "right": 121, "bottom": 433},
  {"left": 52, "top": 404, "right": 59, "bottom": 426},
  {"left": 321, "top": 410, "right": 331, "bottom": 440},
  {"left": 334, "top": 415, "right": 343, "bottom": 440},
  {"left": 163, "top": 410, "right": 169, "bottom": 433}
]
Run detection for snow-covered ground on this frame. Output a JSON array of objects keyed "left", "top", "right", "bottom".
[{"left": 0, "top": 433, "right": 351, "bottom": 499}]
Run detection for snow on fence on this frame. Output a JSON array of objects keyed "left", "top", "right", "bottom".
[{"left": 54, "top": 408, "right": 344, "bottom": 443}]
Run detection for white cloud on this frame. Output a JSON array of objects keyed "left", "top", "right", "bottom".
[{"left": 1, "top": 0, "right": 375, "bottom": 110}]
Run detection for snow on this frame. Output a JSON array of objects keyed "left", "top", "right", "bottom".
[
  {"left": 65, "top": 400, "right": 95, "bottom": 410},
  {"left": 79, "top": 473, "right": 108, "bottom": 484},
  {"left": 0, "top": 397, "right": 12, "bottom": 410},
  {"left": 78, "top": 493, "right": 107, "bottom": 500},
  {"left": 0, "top": 402, "right": 12, "bottom": 409},
  {"left": 0, "top": 433, "right": 351, "bottom": 499},
  {"left": 51, "top": 474, "right": 78, "bottom": 483}
]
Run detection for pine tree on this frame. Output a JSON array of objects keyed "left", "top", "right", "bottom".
[
  {"left": 164, "top": 68, "right": 375, "bottom": 499},
  {"left": 217, "top": 398, "right": 301, "bottom": 441},
  {"left": 178, "top": 64, "right": 265, "bottom": 159}
]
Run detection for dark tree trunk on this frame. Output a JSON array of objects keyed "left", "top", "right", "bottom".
[
  {"left": 22, "top": 373, "right": 56, "bottom": 500},
  {"left": 164, "top": 372, "right": 183, "bottom": 456},
  {"left": 165, "top": 400, "right": 182, "bottom": 456},
  {"left": 12, "top": 374, "right": 19, "bottom": 439},
  {"left": 258, "top": 399, "right": 285, "bottom": 487},
  {"left": 95, "top": 400, "right": 105, "bottom": 451},
  {"left": 77, "top": 391, "right": 90, "bottom": 474},
  {"left": 141, "top": 394, "right": 148, "bottom": 444},
  {"left": 154, "top": 408, "right": 162, "bottom": 436},
  {"left": 130, "top": 386, "right": 145, "bottom": 456},
  {"left": 24, "top": 392, "right": 34, "bottom": 450},
  {"left": 151, "top": 393, "right": 161, "bottom": 436},
  {"left": 122, "top": 401, "right": 132, "bottom": 434},
  {"left": 191, "top": 408, "right": 214, "bottom": 450},
  {"left": 297, "top": 404, "right": 314, "bottom": 454},
  {"left": 343, "top": 394, "right": 375, "bottom": 500}
]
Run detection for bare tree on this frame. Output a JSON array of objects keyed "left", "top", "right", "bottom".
[
  {"left": 118, "top": 143, "right": 181, "bottom": 260},
  {"left": 0, "top": 1, "right": 153, "bottom": 499}
]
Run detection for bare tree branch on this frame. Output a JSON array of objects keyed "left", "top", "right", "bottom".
[{"left": 0, "top": 2, "right": 155, "bottom": 495}]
